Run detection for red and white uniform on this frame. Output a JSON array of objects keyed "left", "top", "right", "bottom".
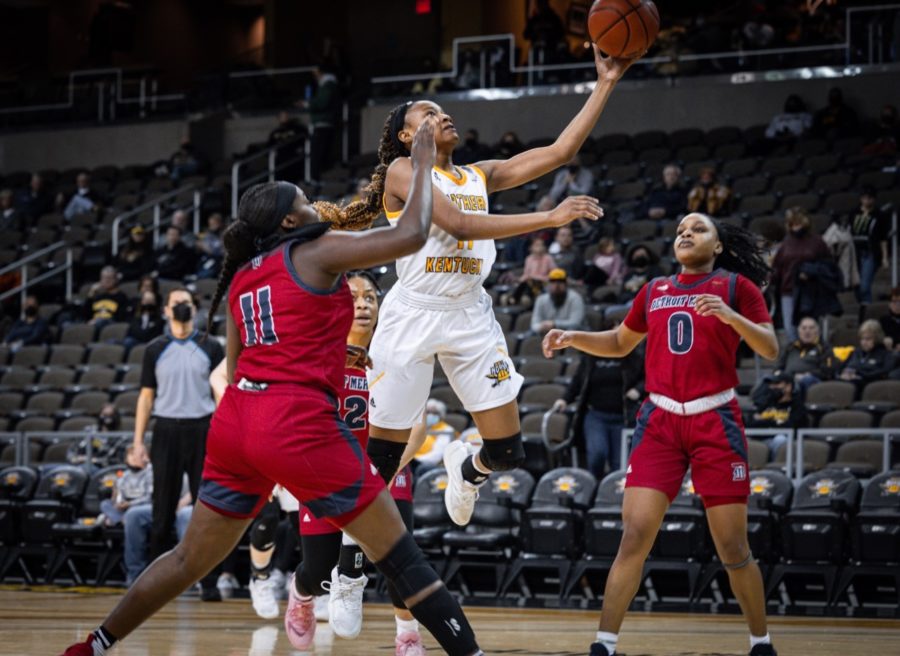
[
  {"left": 199, "top": 242, "right": 385, "bottom": 526},
  {"left": 622, "top": 270, "right": 771, "bottom": 506}
]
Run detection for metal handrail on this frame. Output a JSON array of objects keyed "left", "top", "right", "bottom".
[
  {"left": 230, "top": 135, "right": 308, "bottom": 218},
  {"left": 110, "top": 183, "right": 203, "bottom": 257},
  {"left": 20, "top": 431, "right": 137, "bottom": 468},
  {"left": 0, "top": 241, "right": 73, "bottom": 307}
]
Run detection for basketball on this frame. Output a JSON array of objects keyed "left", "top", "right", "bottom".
[{"left": 588, "top": 0, "right": 660, "bottom": 58}]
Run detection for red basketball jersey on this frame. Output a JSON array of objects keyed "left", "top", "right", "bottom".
[
  {"left": 624, "top": 269, "right": 770, "bottom": 403},
  {"left": 230, "top": 241, "right": 352, "bottom": 396}
]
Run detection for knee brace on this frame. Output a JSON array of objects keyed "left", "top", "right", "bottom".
[
  {"left": 478, "top": 433, "right": 525, "bottom": 472},
  {"left": 374, "top": 533, "right": 439, "bottom": 601},
  {"left": 723, "top": 551, "right": 755, "bottom": 570},
  {"left": 367, "top": 438, "right": 406, "bottom": 485},
  {"left": 250, "top": 515, "right": 278, "bottom": 551}
]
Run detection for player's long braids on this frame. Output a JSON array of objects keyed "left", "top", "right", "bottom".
[
  {"left": 712, "top": 219, "right": 770, "bottom": 289},
  {"left": 312, "top": 102, "right": 411, "bottom": 231}
]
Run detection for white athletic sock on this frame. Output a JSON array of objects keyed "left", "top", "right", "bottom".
[
  {"left": 341, "top": 532, "right": 358, "bottom": 547},
  {"left": 596, "top": 631, "right": 618, "bottom": 654},
  {"left": 750, "top": 633, "right": 771, "bottom": 648},
  {"left": 396, "top": 616, "right": 419, "bottom": 635},
  {"left": 471, "top": 454, "right": 491, "bottom": 475}
]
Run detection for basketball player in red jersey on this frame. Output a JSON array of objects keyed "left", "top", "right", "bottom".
[
  {"left": 543, "top": 213, "right": 779, "bottom": 656},
  {"left": 61, "top": 120, "right": 485, "bottom": 656}
]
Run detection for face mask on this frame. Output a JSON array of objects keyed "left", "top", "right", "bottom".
[
  {"left": 100, "top": 415, "right": 116, "bottom": 428},
  {"left": 24, "top": 306, "right": 38, "bottom": 318},
  {"left": 790, "top": 227, "right": 808, "bottom": 236},
  {"left": 126, "top": 464, "right": 143, "bottom": 473},
  {"left": 632, "top": 255, "right": 649, "bottom": 267},
  {"left": 141, "top": 304, "right": 156, "bottom": 312},
  {"left": 172, "top": 302, "right": 193, "bottom": 323},
  {"left": 426, "top": 413, "right": 440, "bottom": 427},
  {"left": 465, "top": 137, "right": 476, "bottom": 147}
]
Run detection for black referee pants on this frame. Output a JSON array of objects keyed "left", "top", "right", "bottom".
[{"left": 149, "top": 416, "right": 210, "bottom": 559}]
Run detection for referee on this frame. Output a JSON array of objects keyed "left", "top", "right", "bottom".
[{"left": 131, "top": 287, "right": 223, "bottom": 596}]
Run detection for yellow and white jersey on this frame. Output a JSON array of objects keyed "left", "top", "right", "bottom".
[{"left": 385, "top": 164, "right": 495, "bottom": 298}]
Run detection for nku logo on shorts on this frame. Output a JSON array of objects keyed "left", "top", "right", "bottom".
[
  {"left": 486, "top": 359, "right": 511, "bottom": 388},
  {"left": 732, "top": 463, "right": 747, "bottom": 482}
]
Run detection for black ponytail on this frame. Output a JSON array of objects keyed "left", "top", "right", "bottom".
[{"left": 713, "top": 220, "right": 770, "bottom": 288}]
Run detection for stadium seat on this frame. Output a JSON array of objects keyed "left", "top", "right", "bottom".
[
  {"left": 97, "top": 323, "right": 130, "bottom": 342},
  {"left": 732, "top": 175, "right": 768, "bottom": 197},
  {"left": 780, "top": 192, "right": 820, "bottom": 212},
  {"left": 37, "top": 368, "right": 77, "bottom": 389},
  {"left": 818, "top": 409, "right": 874, "bottom": 433},
  {"left": 737, "top": 194, "right": 776, "bottom": 216},
  {"left": 747, "top": 439, "right": 769, "bottom": 470},
  {"left": 771, "top": 174, "right": 809, "bottom": 196},
  {"left": 762, "top": 155, "right": 799, "bottom": 177},
  {"left": 669, "top": 128, "right": 704, "bottom": 148},
  {"left": 604, "top": 163, "right": 641, "bottom": 184},
  {"left": 713, "top": 142, "right": 747, "bottom": 160},
  {"left": 49, "top": 345, "right": 85, "bottom": 367},
  {"left": 766, "top": 438, "right": 829, "bottom": 475},
  {"left": 76, "top": 368, "right": 117, "bottom": 390},
  {"left": 11, "top": 346, "right": 47, "bottom": 368},
  {"left": 0, "top": 465, "right": 40, "bottom": 548},
  {"left": 14, "top": 417, "right": 55, "bottom": 433},
  {"left": 411, "top": 469, "right": 452, "bottom": 554},
  {"left": 802, "top": 153, "right": 840, "bottom": 174},
  {"left": 852, "top": 381, "right": 900, "bottom": 415},
  {"left": 518, "top": 359, "right": 564, "bottom": 385},
  {"left": 805, "top": 381, "right": 857, "bottom": 414},
  {"left": 705, "top": 126, "right": 742, "bottom": 146},
  {"left": 59, "top": 324, "right": 96, "bottom": 346},
  {"left": 519, "top": 383, "right": 566, "bottom": 414},
  {"left": 814, "top": 172, "right": 853, "bottom": 194},
  {"left": 832, "top": 440, "right": 884, "bottom": 478},
  {"left": 519, "top": 411, "right": 571, "bottom": 478},
  {"left": 86, "top": 344, "right": 125, "bottom": 366},
  {"left": 58, "top": 417, "right": 97, "bottom": 432},
  {"left": 722, "top": 158, "right": 758, "bottom": 179},
  {"left": 619, "top": 219, "right": 658, "bottom": 242},
  {"left": 856, "top": 170, "right": 896, "bottom": 191},
  {"left": 502, "top": 467, "right": 597, "bottom": 597}
]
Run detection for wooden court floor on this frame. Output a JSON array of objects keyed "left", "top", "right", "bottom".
[{"left": 1, "top": 589, "right": 898, "bottom": 655}]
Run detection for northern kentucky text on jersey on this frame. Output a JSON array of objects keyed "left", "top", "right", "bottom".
[
  {"left": 649, "top": 294, "right": 701, "bottom": 312},
  {"left": 345, "top": 374, "right": 367, "bottom": 391},
  {"left": 447, "top": 193, "right": 487, "bottom": 212},
  {"left": 424, "top": 255, "right": 484, "bottom": 275}
]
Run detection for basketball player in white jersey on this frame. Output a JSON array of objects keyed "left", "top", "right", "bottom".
[{"left": 359, "top": 46, "right": 638, "bottom": 526}]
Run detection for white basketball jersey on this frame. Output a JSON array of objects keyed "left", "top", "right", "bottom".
[{"left": 385, "top": 164, "right": 495, "bottom": 297}]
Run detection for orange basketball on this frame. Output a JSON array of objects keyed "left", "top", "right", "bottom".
[{"left": 588, "top": 0, "right": 660, "bottom": 59}]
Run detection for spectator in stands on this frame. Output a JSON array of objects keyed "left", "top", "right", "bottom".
[
  {"left": 748, "top": 371, "right": 807, "bottom": 459},
  {"left": 3, "top": 294, "right": 50, "bottom": 348},
  {"left": 131, "top": 286, "right": 223, "bottom": 600},
  {"left": 686, "top": 167, "right": 731, "bottom": 217},
  {"left": 99, "top": 444, "right": 152, "bottom": 527},
  {"left": 775, "top": 315, "right": 834, "bottom": 394},
  {"left": 297, "top": 65, "right": 340, "bottom": 180},
  {"left": 268, "top": 110, "right": 306, "bottom": 147},
  {"left": 342, "top": 177, "right": 370, "bottom": 205},
  {"left": 61, "top": 171, "right": 100, "bottom": 221},
  {"left": 838, "top": 320, "right": 896, "bottom": 389},
  {"left": 96, "top": 402, "right": 121, "bottom": 432},
  {"left": 0, "top": 189, "right": 21, "bottom": 231},
  {"left": 764, "top": 94, "right": 812, "bottom": 145},
  {"left": 584, "top": 237, "right": 626, "bottom": 293},
  {"left": 155, "top": 137, "right": 201, "bottom": 182},
  {"left": 642, "top": 164, "right": 687, "bottom": 220},
  {"left": 531, "top": 268, "right": 585, "bottom": 334},
  {"left": 552, "top": 326, "right": 644, "bottom": 477},
  {"left": 537, "top": 155, "right": 595, "bottom": 207},
  {"left": 15, "top": 173, "right": 53, "bottom": 222},
  {"left": 879, "top": 287, "right": 900, "bottom": 353},
  {"left": 618, "top": 243, "right": 663, "bottom": 304},
  {"left": 548, "top": 225, "right": 584, "bottom": 280},
  {"left": 137, "top": 274, "right": 159, "bottom": 299},
  {"left": 493, "top": 131, "right": 525, "bottom": 159},
  {"left": 170, "top": 209, "right": 196, "bottom": 249},
  {"left": 508, "top": 236, "right": 556, "bottom": 307},
  {"left": 195, "top": 213, "right": 224, "bottom": 279},
  {"left": 125, "top": 290, "right": 164, "bottom": 351},
  {"left": 813, "top": 87, "right": 859, "bottom": 139},
  {"left": 524, "top": 0, "right": 566, "bottom": 63},
  {"left": 116, "top": 225, "right": 154, "bottom": 281},
  {"left": 849, "top": 186, "right": 890, "bottom": 306},
  {"left": 154, "top": 226, "right": 195, "bottom": 281},
  {"left": 86, "top": 265, "right": 129, "bottom": 327},
  {"left": 411, "top": 399, "right": 458, "bottom": 477},
  {"left": 862, "top": 104, "right": 899, "bottom": 157},
  {"left": 455, "top": 129, "right": 493, "bottom": 165},
  {"left": 770, "top": 208, "right": 831, "bottom": 341}
]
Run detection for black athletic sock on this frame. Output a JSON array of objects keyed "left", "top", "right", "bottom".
[
  {"left": 407, "top": 586, "right": 480, "bottom": 656},
  {"left": 338, "top": 543, "right": 365, "bottom": 578},
  {"left": 461, "top": 455, "right": 489, "bottom": 485}
]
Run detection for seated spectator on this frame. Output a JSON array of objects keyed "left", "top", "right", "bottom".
[
  {"left": 813, "top": 87, "right": 859, "bottom": 139},
  {"left": 531, "top": 268, "right": 585, "bottom": 334},
  {"left": 548, "top": 225, "right": 584, "bottom": 280},
  {"left": 771, "top": 208, "right": 831, "bottom": 341},
  {"left": 95, "top": 403, "right": 122, "bottom": 432},
  {"left": 86, "top": 265, "right": 129, "bottom": 327},
  {"left": 196, "top": 213, "right": 225, "bottom": 279},
  {"left": 99, "top": 444, "right": 152, "bottom": 527},
  {"left": 838, "top": 320, "right": 896, "bottom": 389},
  {"left": 455, "top": 129, "right": 493, "bottom": 165},
  {"left": 61, "top": 172, "right": 100, "bottom": 221},
  {"left": 155, "top": 226, "right": 195, "bottom": 281},
  {"left": 411, "top": 399, "right": 458, "bottom": 477},
  {"left": 619, "top": 244, "right": 663, "bottom": 303},
  {"left": 508, "top": 236, "right": 556, "bottom": 307},
  {"left": 748, "top": 371, "right": 807, "bottom": 459},
  {"left": 764, "top": 94, "right": 812, "bottom": 143},
  {"left": 155, "top": 137, "right": 201, "bottom": 182},
  {"left": 537, "top": 155, "right": 594, "bottom": 209},
  {"left": 775, "top": 316, "right": 834, "bottom": 393},
  {"left": 15, "top": 173, "right": 53, "bottom": 222},
  {"left": 686, "top": 167, "right": 731, "bottom": 217},
  {"left": 170, "top": 209, "right": 197, "bottom": 249},
  {"left": 137, "top": 274, "right": 160, "bottom": 299},
  {"left": 642, "top": 164, "right": 687, "bottom": 220},
  {"left": 3, "top": 295, "right": 50, "bottom": 348},
  {"left": 493, "top": 131, "right": 525, "bottom": 159},
  {"left": 116, "top": 225, "right": 155, "bottom": 281},
  {"left": 267, "top": 110, "right": 306, "bottom": 147},
  {"left": 125, "top": 291, "right": 164, "bottom": 350},
  {"left": 0, "top": 189, "right": 21, "bottom": 231},
  {"left": 584, "top": 237, "right": 626, "bottom": 291},
  {"left": 879, "top": 286, "right": 900, "bottom": 353},
  {"left": 862, "top": 104, "right": 899, "bottom": 157},
  {"left": 849, "top": 186, "right": 890, "bottom": 306}
]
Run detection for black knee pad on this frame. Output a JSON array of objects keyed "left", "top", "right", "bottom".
[
  {"left": 367, "top": 438, "right": 406, "bottom": 485},
  {"left": 385, "top": 501, "right": 414, "bottom": 609},
  {"left": 374, "top": 532, "right": 438, "bottom": 601},
  {"left": 479, "top": 433, "right": 525, "bottom": 472},
  {"left": 250, "top": 509, "right": 280, "bottom": 551}
]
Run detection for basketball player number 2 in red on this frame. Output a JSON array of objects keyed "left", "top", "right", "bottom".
[
  {"left": 668, "top": 311, "right": 693, "bottom": 355},
  {"left": 238, "top": 285, "right": 279, "bottom": 346}
]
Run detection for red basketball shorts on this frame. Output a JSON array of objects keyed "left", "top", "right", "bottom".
[
  {"left": 297, "top": 464, "right": 414, "bottom": 535},
  {"left": 625, "top": 397, "right": 750, "bottom": 507},
  {"left": 199, "top": 384, "right": 385, "bottom": 528}
]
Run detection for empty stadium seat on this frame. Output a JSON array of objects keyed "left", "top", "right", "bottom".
[
  {"left": 852, "top": 381, "right": 900, "bottom": 415},
  {"left": 833, "top": 440, "right": 884, "bottom": 478}
]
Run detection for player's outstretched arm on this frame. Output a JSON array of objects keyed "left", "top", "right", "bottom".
[
  {"left": 542, "top": 324, "right": 645, "bottom": 360},
  {"left": 694, "top": 294, "right": 779, "bottom": 360},
  {"left": 475, "top": 45, "right": 637, "bottom": 194},
  {"left": 311, "top": 119, "right": 437, "bottom": 272}
]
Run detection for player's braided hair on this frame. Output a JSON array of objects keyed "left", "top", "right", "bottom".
[
  {"left": 712, "top": 219, "right": 770, "bottom": 289},
  {"left": 312, "top": 102, "right": 412, "bottom": 232}
]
